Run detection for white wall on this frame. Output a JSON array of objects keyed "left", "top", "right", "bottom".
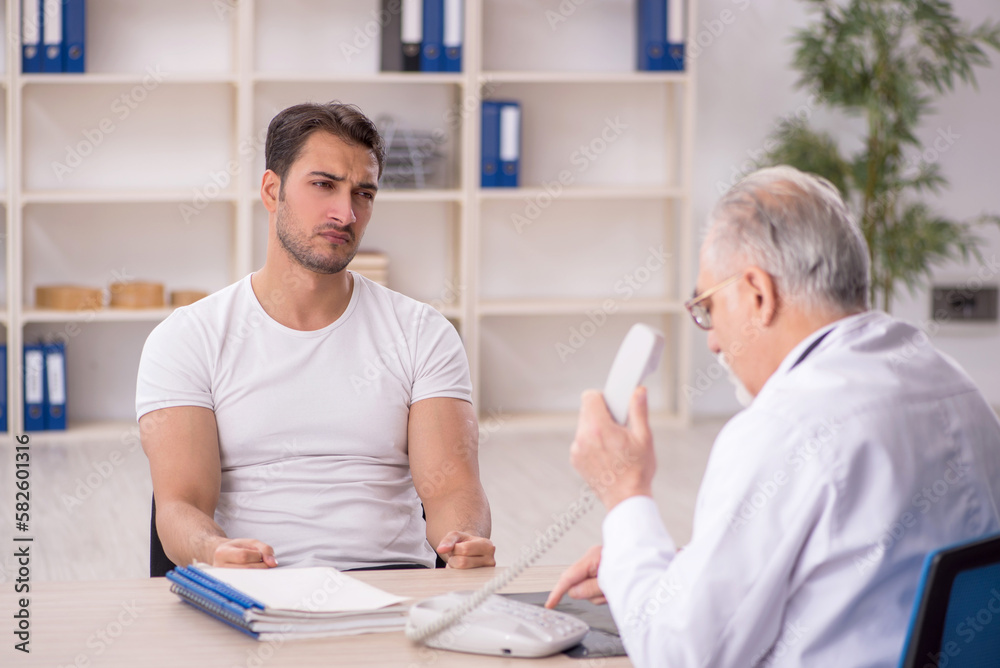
[{"left": 689, "top": 0, "right": 1000, "bottom": 416}]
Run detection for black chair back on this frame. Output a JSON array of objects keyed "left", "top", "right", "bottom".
[{"left": 149, "top": 496, "right": 177, "bottom": 577}]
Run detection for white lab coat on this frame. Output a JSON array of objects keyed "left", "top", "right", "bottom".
[{"left": 598, "top": 311, "right": 1000, "bottom": 667}]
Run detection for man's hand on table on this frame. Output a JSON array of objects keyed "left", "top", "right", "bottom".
[
  {"left": 436, "top": 531, "right": 497, "bottom": 568},
  {"left": 209, "top": 537, "right": 278, "bottom": 568}
]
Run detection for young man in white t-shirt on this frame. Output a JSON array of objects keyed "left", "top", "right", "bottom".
[{"left": 136, "top": 102, "right": 495, "bottom": 571}]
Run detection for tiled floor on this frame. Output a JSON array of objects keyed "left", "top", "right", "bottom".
[{"left": 0, "top": 419, "right": 725, "bottom": 582}]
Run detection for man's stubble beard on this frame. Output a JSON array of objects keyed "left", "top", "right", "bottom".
[{"left": 275, "top": 198, "right": 360, "bottom": 275}]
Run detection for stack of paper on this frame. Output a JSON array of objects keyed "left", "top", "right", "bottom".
[
  {"left": 166, "top": 563, "right": 410, "bottom": 640},
  {"left": 349, "top": 251, "right": 390, "bottom": 287}
]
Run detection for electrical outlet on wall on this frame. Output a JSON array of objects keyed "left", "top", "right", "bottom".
[{"left": 931, "top": 286, "right": 999, "bottom": 322}]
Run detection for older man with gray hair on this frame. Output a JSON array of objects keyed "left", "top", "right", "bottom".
[{"left": 547, "top": 166, "right": 1000, "bottom": 666}]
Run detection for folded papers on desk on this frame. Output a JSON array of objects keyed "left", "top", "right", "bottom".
[{"left": 166, "top": 564, "right": 410, "bottom": 640}]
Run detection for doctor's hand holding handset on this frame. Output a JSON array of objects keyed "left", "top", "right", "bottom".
[
  {"left": 406, "top": 324, "right": 664, "bottom": 657},
  {"left": 546, "top": 324, "right": 664, "bottom": 610}
]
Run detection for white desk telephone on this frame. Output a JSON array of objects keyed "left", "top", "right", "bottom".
[{"left": 405, "top": 324, "right": 666, "bottom": 657}]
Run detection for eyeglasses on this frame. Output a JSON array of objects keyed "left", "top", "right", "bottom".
[{"left": 684, "top": 274, "right": 741, "bottom": 330}]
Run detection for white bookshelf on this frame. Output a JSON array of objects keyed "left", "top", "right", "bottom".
[
  {"left": 22, "top": 190, "right": 240, "bottom": 204},
  {"left": 482, "top": 71, "right": 689, "bottom": 84},
  {"left": 2, "top": 0, "right": 695, "bottom": 439},
  {"left": 21, "top": 308, "right": 177, "bottom": 324},
  {"left": 478, "top": 299, "right": 684, "bottom": 317}
]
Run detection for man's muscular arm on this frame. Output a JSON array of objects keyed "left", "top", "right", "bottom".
[
  {"left": 140, "top": 406, "right": 277, "bottom": 568},
  {"left": 409, "top": 397, "right": 495, "bottom": 568}
]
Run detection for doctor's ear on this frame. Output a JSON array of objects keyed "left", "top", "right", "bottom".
[{"left": 744, "top": 267, "right": 779, "bottom": 326}]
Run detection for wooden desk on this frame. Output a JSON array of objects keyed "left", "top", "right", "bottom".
[{"left": 6, "top": 566, "right": 632, "bottom": 667}]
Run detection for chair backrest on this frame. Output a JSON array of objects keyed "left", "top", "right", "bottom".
[
  {"left": 150, "top": 495, "right": 177, "bottom": 577},
  {"left": 899, "top": 532, "right": 1000, "bottom": 668}
]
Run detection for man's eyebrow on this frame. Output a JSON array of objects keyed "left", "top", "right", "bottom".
[
  {"left": 308, "top": 170, "right": 345, "bottom": 182},
  {"left": 308, "top": 171, "right": 378, "bottom": 192}
]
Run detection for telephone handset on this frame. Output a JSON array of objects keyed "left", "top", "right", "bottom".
[{"left": 405, "top": 324, "right": 666, "bottom": 657}]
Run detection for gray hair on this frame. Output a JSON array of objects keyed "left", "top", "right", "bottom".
[{"left": 705, "top": 165, "right": 871, "bottom": 313}]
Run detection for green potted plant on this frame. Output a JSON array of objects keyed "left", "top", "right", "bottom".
[{"left": 761, "top": 0, "right": 1000, "bottom": 310}]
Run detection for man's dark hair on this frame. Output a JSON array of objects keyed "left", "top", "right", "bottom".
[{"left": 265, "top": 102, "right": 386, "bottom": 190}]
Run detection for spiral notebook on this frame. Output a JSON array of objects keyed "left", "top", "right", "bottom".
[{"left": 166, "top": 563, "right": 410, "bottom": 640}]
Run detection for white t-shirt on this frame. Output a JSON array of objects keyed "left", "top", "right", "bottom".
[{"left": 136, "top": 272, "right": 473, "bottom": 570}]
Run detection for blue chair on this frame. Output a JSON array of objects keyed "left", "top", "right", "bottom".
[{"left": 899, "top": 533, "right": 1000, "bottom": 668}]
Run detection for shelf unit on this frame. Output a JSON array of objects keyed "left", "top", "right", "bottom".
[{"left": 2, "top": 0, "right": 695, "bottom": 440}]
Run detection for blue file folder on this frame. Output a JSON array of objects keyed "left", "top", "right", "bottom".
[
  {"left": 637, "top": 0, "right": 665, "bottom": 71},
  {"left": 481, "top": 101, "right": 502, "bottom": 188},
  {"left": 0, "top": 344, "right": 7, "bottom": 433},
  {"left": 498, "top": 102, "right": 521, "bottom": 188},
  {"left": 23, "top": 344, "right": 46, "bottom": 431},
  {"left": 421, "top": 0, "right": 444, "bottom": 71},
  {"left": 443, "top": 0, "right": 462, "bottom": 72},
  {"left": 63, "top": 0, "right": 86, "bottom": 73},
  {"left": 44, "top": 342, "right": 67, "bottom": 431},
  {"left": 22, "top": 0, "right": 43, "bottom": 73},
  {"left": 41, "top": 0, "right": 64, "bottom": 72},
  {"left": 637, "top": 0, "right": 685, "bottom": 71}
]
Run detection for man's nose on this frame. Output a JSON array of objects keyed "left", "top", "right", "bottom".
[{"left": 329, "top": 190, "right": 357, "bottom": 225}]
